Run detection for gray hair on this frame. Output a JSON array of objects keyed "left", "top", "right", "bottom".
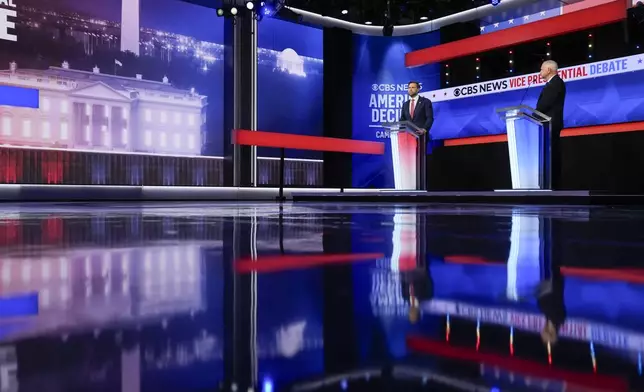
[{"left": 542, "top": 60, "right": 558, "bottom": 71}]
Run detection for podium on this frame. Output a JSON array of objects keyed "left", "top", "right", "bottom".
[
  {"left": 496, "top": 105, "right": 552, "bottom": 190},
  {"left": 381, "top": 121, "right": 426, "bottom": 190}
]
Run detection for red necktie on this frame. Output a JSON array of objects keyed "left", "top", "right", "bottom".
[{"left": 410, "top": 99, "right": 415, "bottom": 118}]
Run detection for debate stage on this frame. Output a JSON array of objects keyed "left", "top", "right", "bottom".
[
  {"left": 291, "top": 189, "right": 644, "bottom": 205},
  {"left": 0, "top": 184, "right": 641, "bottom": 205}
]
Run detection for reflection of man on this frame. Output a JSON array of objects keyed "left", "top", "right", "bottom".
[
  {"left": 536, "top": 60, "right": 566, "bottom": 190},
  {"left": 538, "top": 218, "right": 566, "bottom": 345},
  {"left": 538, "top": 272, "right": 566, "bottom": 345},
  {"left": 399, "top": 81, "right": 434, "bottom": 190},
  {"left": 401, "top": 266, "right": 433, "bottom": 324}
]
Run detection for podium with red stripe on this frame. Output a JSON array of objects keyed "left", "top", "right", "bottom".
[{"left": 382, "top": 121, "right": 425, "bottom": 190}]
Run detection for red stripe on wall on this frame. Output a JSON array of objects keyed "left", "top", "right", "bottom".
[
  {"left": 443, "top": 121, "right": 644, "bottom": 147},
  {"left": 405, "top": 0, "right": 626, "bottom": 67},
  {"left": 232, "top": 129, "right": 384, "bottom": 154}
]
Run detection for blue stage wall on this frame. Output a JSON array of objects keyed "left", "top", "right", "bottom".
[
  {"left": 351, "top": 32, "right": 441, "bottom": 188},
  {"left": 257, "top": 18, "right": 323, "bottom": 159},
  {"left": 424, "top": 55, "right": 644, "bottom": 139}
]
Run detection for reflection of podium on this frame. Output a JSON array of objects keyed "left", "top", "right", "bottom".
[
  {"left": 496, "top": 105, "right": 552, "bottom": 190},
  {"left": 381, "top": 121, "right": 425, "bottom": 190}
]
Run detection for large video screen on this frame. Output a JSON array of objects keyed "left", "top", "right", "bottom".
[
  {"left": 0, "top": 0, "right": 223, "bottom": 155},
  {"left": 0, "top": 0, "right": 323, "bottom": 186},
  {"left": 257, "top": 18, "right": 323, "bottom": 159},
  {"left": 426, "top": 55, "right": 644, "bottom": 140}
]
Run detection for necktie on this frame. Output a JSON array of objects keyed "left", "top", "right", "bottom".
[{"left": 410, "top": 98, "right": 415, "bottom": 118}]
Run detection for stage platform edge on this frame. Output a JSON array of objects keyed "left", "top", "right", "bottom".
[
  {"left": 0, "top": 185, "right": 382, "bottom": 202},
  {"left": 291, "top": 190, "right": 644, "bottom": 205},
  {"left": 0, "top": 185, "right": 640, "bottom": 204}
]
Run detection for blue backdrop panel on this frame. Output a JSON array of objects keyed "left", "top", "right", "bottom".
[
  {"left": 352, "top": 33, "right": 441, "bottom": 188},
  {"left": 431, "top": 57, "right": 644, "bottom": 140},
  {"left": 0, "top": 0, "right": 323, "bottom": 159},
  {"left": 257, "top": 19, "right": 324, "bottom": 159}
]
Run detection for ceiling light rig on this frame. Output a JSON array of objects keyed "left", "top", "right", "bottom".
[{"left": 216, "top": 0, "right": 283, "bottom": 21}]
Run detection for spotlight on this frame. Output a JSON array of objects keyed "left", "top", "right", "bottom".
[
  {"left": 491, "top": 0, "right": 501, "bottom": 5},
  {"left": 246, "top": 1, "right": 254, "bottom": 10},
  {"left": 216, "top": 8, "right": 224, "bottom": 16},
  {"left": 420, "top": 16, "right": 428, "bottom": 20},
  {"left": 230, "top": 7, "right": 238, "bottom": 15},
  {"left": 259, "top": 1, "right": 276, "bottom": 17},
  {"left": 365, "top": 21, "right": 372, "bottom": 24},
  {"left": 341, "top": 9, "right": 348, "bottom": 14}
]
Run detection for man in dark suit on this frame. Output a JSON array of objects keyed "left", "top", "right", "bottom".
[
  {"left": 399, "top": 81, "right": 434, "bottom": 190},
  {"left": 536, "top": 60, "right": 566, "bottom": 190}
]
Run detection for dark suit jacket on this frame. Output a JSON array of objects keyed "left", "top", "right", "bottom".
[
  {"left": 399, "top": 96, "right": 434, "bottom": 134},
  {"left": 536, "top": 74, "right": 566, "bottom": 136}
]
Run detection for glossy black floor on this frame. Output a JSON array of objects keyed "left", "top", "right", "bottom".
[{"left": 1, "top": 202, "right": 644, "bottom": 392}]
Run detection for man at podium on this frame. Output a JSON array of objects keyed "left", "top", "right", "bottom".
[
  {"left": 536, "top": 60, "right": 566, "bottom": 189},
  {"left": 399, "top": 81, "right": 434, "bottom": 189},
  {"left": 399, "top": 81, "right": 434, "bottom": 137}
]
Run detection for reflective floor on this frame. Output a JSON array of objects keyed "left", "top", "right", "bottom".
[{"left": 1, "top": 202, "right": 644, "bottom": 391}]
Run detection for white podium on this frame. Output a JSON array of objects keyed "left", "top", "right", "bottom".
[{"left": 381, "top": 121, "right": 425, "bottom": 190}]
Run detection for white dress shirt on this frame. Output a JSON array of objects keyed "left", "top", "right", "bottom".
[{"left": 409, "top": 96, "right": 419, "bottom": 117}]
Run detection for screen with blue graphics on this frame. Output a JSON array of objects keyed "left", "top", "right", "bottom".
[
  {"left": 424, "top": 55, "right": 644, "bottom": 140},
  {"left": 351, "top": 32, "right": 441, "bottom": 188},
  {"left": 0, "top": 0, "right": 322, "bottom": 186}
]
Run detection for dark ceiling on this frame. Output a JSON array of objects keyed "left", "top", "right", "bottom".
[{"left": 283, "top": 0, "right": 492, "bottom": 25}]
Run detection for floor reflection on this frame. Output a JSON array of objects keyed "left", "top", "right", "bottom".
[{"left": 0, "top": 203, "right": 643, "bottom": 391}]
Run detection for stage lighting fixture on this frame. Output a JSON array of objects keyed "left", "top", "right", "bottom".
[
  {"left": 491, "top": 0, "right": 501, "bottom": 5},
  {"left": 341, "top": 9, "right": 348, "bottom": 14},
  {"left": 246, "top": 1, "right": 254, "bottom": 10},
  {"left": 259, "top": 0, "right": 279, "bottom": 18},
  {"left": 420, "top": 16, "right": 428, "bottom": 20},
  {"left": 216, "top": 8, "right": 224, "bottom": 16},
  {"left": 365, "top": 21, "right": 372, "bottom": 24},
  {"left": 230, "top": 6, "right": 238, "bottom": 15}
]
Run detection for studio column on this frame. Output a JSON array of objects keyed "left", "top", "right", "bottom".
[
  {"left": 223, "top": 14, "right": 258, "bottom": 186},
  {"left": 323, "top": 27, "right": 353, "bottom": 187}
]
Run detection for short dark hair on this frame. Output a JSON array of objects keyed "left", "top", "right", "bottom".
[{"left": 408, "top": 81, "right": 420, "bottom": 88}]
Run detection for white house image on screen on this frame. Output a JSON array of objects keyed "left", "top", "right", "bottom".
[
  {"left": 277, "top": 48, "right": 306, "bottom": 77},
  {"left": 0, "top": 62, "right": 207, "bottom": 155}
]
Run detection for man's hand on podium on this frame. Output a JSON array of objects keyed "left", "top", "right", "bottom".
[{"left": 417, "top": 129, "right": 427, "bottom": 135}]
